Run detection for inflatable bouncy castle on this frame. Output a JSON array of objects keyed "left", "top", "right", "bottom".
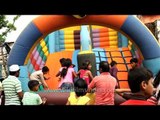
[{"left": 7, "top": 15, "right": 160, "bottom": 94}]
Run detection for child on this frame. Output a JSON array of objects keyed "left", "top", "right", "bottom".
[
  {"left": 56, "top": 58, "right": 66, "bottom": 77},
  {"left": 130, "top": 58, "right": 139, "bottom": 70},
  {"left": 22, "top": 80, "right": 47, "bottom": 105},
  {"left": 30, "top": 66, "right": 49, "bottom": 90},
  {"left": 109, "top": 60, "right": 119, "bottom": 88},
  {"left": 77, "top": 60, "right": 93, "bottom": 85},
  {"left": 66, "top": 78, "right": 90, "bottom": 105},
  {"left": 120, "top": 67, "right": 155, "bottom": 105},
  {"left": 58, "top": 58, "right": 77, "bottom": 90}
]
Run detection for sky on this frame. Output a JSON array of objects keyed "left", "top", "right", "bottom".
[{"left": 5, "top": 15, "right": 40, "bottom": 42}]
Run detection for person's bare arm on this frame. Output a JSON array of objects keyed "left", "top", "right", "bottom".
[
  {"left": 86, "top": 101, "right": 90, "bottom": 105},
  {"left": 87, "top": 79, "right": 96, "bottom": 93},
  {"left": 115, "top": 88, "right": 131, "bottom": 96},
  {"left": 72, "top": 71, "right": 77, "bottom": 78},
  {"left": 56, "top": 71, "right": 61, "bottom": 77},
  {"left": 88, "top": 71, "right": 93, "bottom": 82},
  {"left": 76, "top": 70, "right": 80, "bottom": 76},
  {"left": 18, "top": 91, "right": 23, "bottom": 100},
  {"left": 1, "top": 91, "right": 5, "bottom": 105},
  {"left": 39, "top": 74, "right": 49, "bottom": 89},
  {"left": 66, "top": 100, "right": 70, "bottom": 105}
]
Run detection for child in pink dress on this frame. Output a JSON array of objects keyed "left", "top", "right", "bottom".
[{"left": 77, "top": 60, "right": 93, "bottom": 85}]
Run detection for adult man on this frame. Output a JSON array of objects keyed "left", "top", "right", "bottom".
[
  {"left": 2, "top": 64, "right": 23, "bottom": 105},
  {"left": 88, "top": 61, "right": 117, "bottom": 105}
]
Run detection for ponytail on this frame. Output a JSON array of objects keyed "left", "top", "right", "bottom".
[{"left": 60, "top": 67, "right": 68, "bottom": 78}]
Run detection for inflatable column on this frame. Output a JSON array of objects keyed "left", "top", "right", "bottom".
[{"left": 77, "top": 25, "right": 97, "bottom": 77}]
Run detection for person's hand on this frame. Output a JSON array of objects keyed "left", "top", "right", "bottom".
[
  {"left": 43, "top": 85, "right": 49, "bottom": 90},
  {"left": 44, "top": 77, "right": 50, "bottom": 80},
  {"left": 44, "top": 74, "right": 50, "bottom": 80},
  {"left": 58, "top": 77, "right": 61, "bottom": 81},
  {"left": 42, "top": 97, "right": 47, "bottom": 104}
]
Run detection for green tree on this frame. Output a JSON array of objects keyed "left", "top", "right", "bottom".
[
  {"left": 0, "top": 15, "right": 20, "bottom": 44},
  {"left": 0, "top": 15, "right": 20, "bottom": 79}
]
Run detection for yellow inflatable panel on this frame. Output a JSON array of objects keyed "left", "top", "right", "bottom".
[
  {"left": 61, "top": 26, "right": 81, "bottom": 31},
  {"left": 108, "top": 31, "right": 118, "bottom": 36},
  {"left": 64, "top": 31, "right": 74, "bottom": 35},
  {"left": 65, "top": 44, "right": 75, "bottom": 49},
  {"left": 64, "top": 35, "right": 74, "bottom": 39},
  {"left": 108, "top": 28, "right": 117, "bottom": 32},
  {"left": 40, "top": 40, "right": 46, "bottom": 47},
  {"left": 44, "top": 51, "right": 49, "bottom": 56},
  {"left": 42, "top": 46, "right": 48, "bottom": 53},
  {"left": 109, "top": 41, "right": 118, "bottom": 45},
  {"left": 109, "top": 36, "right": 118, "bottom": 41},
  {"left": 64, "top": 39, "right": 75, "bottom": 44}
]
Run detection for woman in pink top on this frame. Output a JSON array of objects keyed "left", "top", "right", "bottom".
[
  {"left": 77, "top": 60, "right": 93, "bottom": 85},
  {"left": 58, "top": 58, "right": 77, "bottom": 90}
]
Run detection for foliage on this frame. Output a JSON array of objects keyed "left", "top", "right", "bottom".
[{"left": 0, "top": 15, "right": 20, "bottom": 44}]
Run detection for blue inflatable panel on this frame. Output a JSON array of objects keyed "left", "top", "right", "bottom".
[
  {"left": 59, "top": 45, "right": 65, "bottom": 49},
  {"left": 27, "top": 60, "right": 35, "bottom": 74},
  {"left": 93, "top": 48, "right": 107, "bottom": 61},
  {"left": 55, "top": 31, "right": 60, "bottom": 52},
  {"left": 118, "top": 32, "right": 122, "bottom": 47},
  {"left": 143, "top": 57, "right": 160, "bottom": 76},
  {"left": 8, "top": 44, "right": 31, "bottom": 65},
  {"left": 72, "top": 50, "right": 80, "bottom": 72},
  {"left": 8, "top": 22, "right": 42, "bottom": 65},
  {"left": 48, "top": 32, "right": 56, "bottom": 53},
  {"left": 121, "top": 16, "right": 160, "bottom": 59},
  {"left": 59, "top": 35, "right": 64, "bottom": 40},
  {"left": 19, "top": 66, "right": 28, "bottom": 78},
  {"left": 19, "top": 77, "right": 29, "bottom": 92},
  {"left": 93, "top": 48, "right": 107, "bottom": 75},
  {"left": 14, "top": 22, "right": 42, "bottom": 50},
  {"left": 59, "top": 30, "right": 64, "bottom": 35}
]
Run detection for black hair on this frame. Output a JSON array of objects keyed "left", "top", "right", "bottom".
[
  {"left": 128, "top": 67, "right": 153, "bottom": 93},
  {"left": 99, "top": 61, "right": 110, "bottom": 72},
  {"left": 9, "top": 71, "right": 18, "bottom": 75},
  {"left": 42, "top": 66, "right": 49, "bottom": 73},
  {"left": 130, "top": 58, "right": 138, "bottom": 63},
  {"left": 28, "top": 80, "right": 40, "bottom": 90},
  {"left": 9, "top": 69, "right": 20, "bottom": 76},
  {"left": 153, "top": 70, "right": 160, "bottom": 88},
  {"left": 74, "top": 78, "right": 88, "bottom": 97},
  {"left": 60, "top": 58, "right": 66, "bottom": 67},
  {"left": 82, "top": 60, "right": 91, "bottom": 70},
  {"left": 60, "top": 58, "right": 72, "bottom": 78},
  {"left": 110, "top": 61, "right": 117, "bottom": 67}
]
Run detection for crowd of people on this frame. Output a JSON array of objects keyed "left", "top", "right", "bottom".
[{"left": 0, "top": 57, "right": 160, "bottom": 105}]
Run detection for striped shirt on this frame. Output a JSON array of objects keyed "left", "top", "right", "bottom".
[
  {"left": 22, "top": 91, "right": 42, "bottom": 105},
  {"left": 2, "top": 75, "right": 22, "bottom": 105}
]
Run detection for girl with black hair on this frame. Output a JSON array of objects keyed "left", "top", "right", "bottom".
[
  {"left": 77, "top": 60, "right": 93, "bottom": 85},
  {"left": 58, "top": 58, "right": 77, "bottom": 90}
]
